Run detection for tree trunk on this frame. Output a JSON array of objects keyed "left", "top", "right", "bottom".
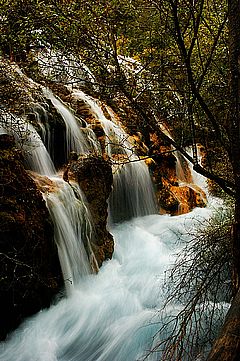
[
  {"left": 207, "top": 1, "right": 240, "bottom": 358},
  {"left": 228, "top": 0, "right": 240, "bottom": 296},
  {"left": 207, "top": 289, "right": 240, "bottom": 361}
]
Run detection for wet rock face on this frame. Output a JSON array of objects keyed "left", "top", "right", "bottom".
[
  {"left": 63, "top": 156, "right": 114, "bottom": 266},
  {"left": 0, "top": 134, "right": 63, "bottom": 340}
]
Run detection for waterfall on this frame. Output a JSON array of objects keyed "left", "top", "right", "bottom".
[
  {"left": 44, "top": 178, "right": 95, "bottom": 293},
  {"left": 23, "top": 123, "right": 56, "bottom": 175},
  {"left": 43, "top": 88, "right": 90, "bottom": 156},
  {"left": 175, "top": 150, "right": 193, "bottom": 184},
  {"left": 0, "top": 110, "right": 55, "bottom": 175},
  {"left": 24, "top": 114, "right": 98, "bottom": 290},
  {"left": 67, "top": 89, "right": 158, "bottom": 223},
  {"left": 109, "top": 161, "right": 157, "bottom": 222},
  {"left": 31, "top": 103, "right": 51, "bottom": 153},
  {"left": 186, "top": 145, "right": 209, "bottom": 194},
  {"left": 0, "top": 106, "right": 96, "bottom": 290},
  {"left": 0, "top": 87, "right": 229, "bottom": 360}
]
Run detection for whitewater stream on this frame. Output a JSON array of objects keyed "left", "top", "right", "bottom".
[
  {"left": 0, "top": 90, "right": 228, "bottom": 361},
  {"left": 0, "top": 209, "right": 216, "bottom": 361}
]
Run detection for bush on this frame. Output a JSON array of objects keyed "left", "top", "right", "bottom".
[{"left": 149, "top": 203, "right": 233, "bottom": 361}]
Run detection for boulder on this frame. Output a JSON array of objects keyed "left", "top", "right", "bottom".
[{"left": 63, "top": 155, "right": 114, "bottom": 266}]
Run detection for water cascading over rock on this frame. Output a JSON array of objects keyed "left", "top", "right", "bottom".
[
  {"left": 0, "top": 92, "right": 114, "bottom": 335},
  {"left": 62, "top": 89, "right": 158, "bottom": 223},
  {"left": 0, "top": 56, "right": 228, "bottom": 360},
  {"left": 63, "top": 156, "right": 114, "bottom": 267},
  {"left": 147, "top": 127, "right": 207, "bottom": 215}
]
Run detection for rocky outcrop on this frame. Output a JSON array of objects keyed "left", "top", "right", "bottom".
[
  {"left": 148, "top": 140, "right": 207, "bottom": 215},
  {"left": 63, "top": 155, "right": 114, "bottom": 266},
  {"left": 0, "top": 134, "right": 63, "bottom": 340}
]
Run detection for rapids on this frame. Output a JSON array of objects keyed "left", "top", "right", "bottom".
[{"left": 0, "top": 208, "right": 220, "bottom": 361}]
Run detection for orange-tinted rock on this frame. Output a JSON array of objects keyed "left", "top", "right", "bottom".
[{"left": 150, "top": 149, "right": 207, "bottom": 215}]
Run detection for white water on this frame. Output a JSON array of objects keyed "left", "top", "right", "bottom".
[
  {"left": 44, "top": 178, "right": 96, "bottom": 294},
  {"left": 24, "top": 123, "right": 56, "bottom": 175},
  {"left": 0, "top": 106, "right": 97, "bottom": 292},
  {"left": 31, "top": 104, "right": 51, "bottom": 152},
  {"left": 186, "top": 146, "right": 209, "bottom": 196},
  {"left": 1, "top": 207, "right": 225, "bottom": 361},
  {"left": 0, "top": 110, "right": 55, "bottom": 175},
  {"left": 43, "top": 88, "right": 90, "bottom": 157}
]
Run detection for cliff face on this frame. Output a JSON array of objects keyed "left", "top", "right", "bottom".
[{"left": 0, "top": 134, "right": 63, "bottom": 340}]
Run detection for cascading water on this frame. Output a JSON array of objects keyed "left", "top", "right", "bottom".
[
  {"left": 186, "top": 145, "right": 209, "bottom": 195},
  {"left": 44, "top": 178, "right": 96, "bottom": 294},
  {"left": 44, "top": 88, "right": 101, "bottom": 159},
  {"left": 1, "top": 106, "right": 97, "bottom": 292},
  {"left": 24, "top": 123, "right": 57, "bottom": 176},
  {"left": 66, "top": 89, "right": 158, "bottom": 223},
  {"left": 43, "top": 88, "right": 90, "bottom": 156},
  {"left": 0, "top": 206, "right": 227, "bottom": 361},
  {"left": 0, "top": 89, "right": 229, "bottom": 361},
  {"left": 31, "top": 103, "right": 52, "bottom": 153},
  {"left": 0, "top": 109, "right": 55, "bottom": 175}
]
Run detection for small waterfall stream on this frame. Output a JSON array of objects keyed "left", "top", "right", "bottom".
[
  {"left": 0, "top": 90, "right": 228, "bottom": 361},
  {"left": 67, "top": 89, "right": 158, "bottom": 223},
  {"left": 24, "top": 123, "right": 56, "bottom": 176},
  {"left": 0, "top": 110, "right": 55, "bottom": 175},
  {"left": 43, "top": 88, "right": 90, "bottom": 157},
  {"left": 44, "top": 178, "right": 95, "bottom": 293}
]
